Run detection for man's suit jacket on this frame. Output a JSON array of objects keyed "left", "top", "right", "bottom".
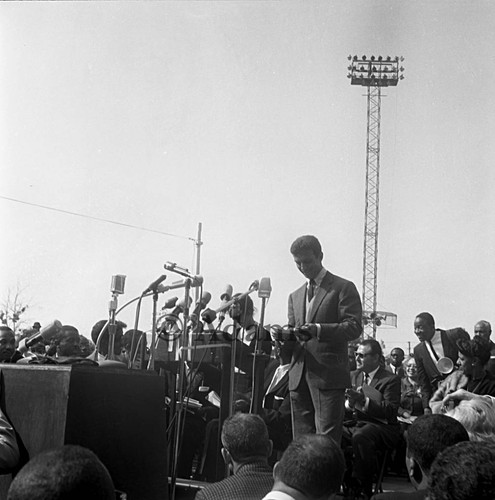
[
  {"left": 195, "top": 461, "right": 273, "bottom": 500},
  {"left": 413, "top": 328, "right": 469, "bottom": 408},
  {"left": 262, "top": 359, "right": 290, "bottom": 419},
  {"left": 350, "top": 368, "right": 401, "bottom": 426},
  {"left": 288, "top": 271, "right": 362, "bottom": 391},
  {"left": 386, "top": 364, "right": 405, "bottom": 379}
]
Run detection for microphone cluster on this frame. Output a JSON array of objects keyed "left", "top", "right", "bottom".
[{"left": 138, "top": 262, "right": 273, "bottom": 343}]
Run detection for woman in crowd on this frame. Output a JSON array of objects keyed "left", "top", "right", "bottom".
[
  {"left": 398, "top": 356, "right": 423, "bottom": 420},
  {"left": 430, "top": 336, "right": 495, "bottom": 410}
]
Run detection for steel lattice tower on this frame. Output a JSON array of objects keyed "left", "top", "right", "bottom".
[{"left": 348, "top": 55, "right": 404, "bottom": 338}]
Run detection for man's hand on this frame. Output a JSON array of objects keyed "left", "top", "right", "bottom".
[
  {"left": 345, "top": 387, "right": 366, "bottom": 407},
  {"left": 298, "top": 323, "right": 317, "bottom": 341},
  {"left": 442, "top": 389, "right": 488, "bottom": 407}
]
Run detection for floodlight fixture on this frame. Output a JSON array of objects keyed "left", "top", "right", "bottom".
[{"left": 347, "top": 54, "right": 404, "bottom": 87}]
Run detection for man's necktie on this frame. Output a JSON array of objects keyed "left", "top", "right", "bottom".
[
  {"left": 308, "top": 279, "right": 316, "bottom": 302},
  {"left": 363, "top": 373, "right": 369, "bottom": 385}
]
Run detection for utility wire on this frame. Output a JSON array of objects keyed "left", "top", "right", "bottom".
[{"left": 0, "top": 195, "right": 195, "bottom": 241}]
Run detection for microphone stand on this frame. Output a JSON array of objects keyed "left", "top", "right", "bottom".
[
  {"left": 146, "top": 287, "right": 160, "bottom": 371},
  {"left": 107, "top": 292, "right": 119, "bottom": 361},
  {"left": 229, "top": 308, "right": 241, "bottom": 418},
  {"left": 250, "top": 295, "right": 269, "bottom": 415},
  {"left": 170, "top": 278, "right": 192, "bottom": 500}
]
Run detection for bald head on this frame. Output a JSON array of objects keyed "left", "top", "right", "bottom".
[{"left": 474, "top": 320, "right": 491, "bottom": 342}]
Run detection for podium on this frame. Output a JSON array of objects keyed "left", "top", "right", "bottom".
[{"left": 0, "top": 364, "right": 168, "bottom": 500}]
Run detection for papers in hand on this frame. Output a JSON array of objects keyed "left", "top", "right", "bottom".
[
  {"left": 361, "top": 384, "right": 383, "bottom": 403},
  {"left": 181, "top": 397, "right": 202, "bottom": 410},
  {"left": 206, "top": 391, "right": 221, "bottom": 408},
  {"left": 398, "top": 415, "right": 417, "bottom": 424}
]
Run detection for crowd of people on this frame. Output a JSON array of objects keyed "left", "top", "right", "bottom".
[{"left": 1, "top": 234, "right": 495, "bottom": 499}]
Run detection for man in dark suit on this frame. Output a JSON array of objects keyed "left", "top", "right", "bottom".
[
  {"left": 413, "top": 312, "right": 469, "bottom": 412},
  {"left": 343, "top": 339, "right": 401, "bottom": 500},
  {"left": 194, "top": 413, "right": 273, "bottom": 500},
  {"left": 260, "top": 339, "right": 292, "bottom": 453},
  {"left": 287, "top": 235, "right": 362, "bottom": 445},
  {"left": 386, "top": 347, "right": 405, "bottom": 378},
  {"left": 233, "top": 338, "right": 292, "bottom": 453},
  {"left": 474, "top": 320, "right": 495, "bottom": 377}
]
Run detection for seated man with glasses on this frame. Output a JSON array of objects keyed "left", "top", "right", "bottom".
[{"left": 342, "top": 338, "right": 401, "bottom": 500}]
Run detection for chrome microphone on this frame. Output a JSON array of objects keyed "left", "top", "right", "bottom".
[
  {"left": 258, "top": 277, "right": 272, "bottom": 299},
  {"left": 18, "top": 320, "right": 63, "bottom": 354},
  {"left": 163, "top": 262, "right": 197, "bottom": 279},
  {"left": 156, "top": 275, "right": 203, "bottom": 292},
  {"left": 143, "top": 274, "right": 167, "bottom": 294}
]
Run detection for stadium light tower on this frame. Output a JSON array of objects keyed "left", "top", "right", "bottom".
[{"left": 347, "top": 55, "right": 404, "bottom": 338}]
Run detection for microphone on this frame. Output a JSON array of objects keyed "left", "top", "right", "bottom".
[
  {"left": 156, "top": 275, "right": 203, "bottom": 292},
  {"left": 191, "top": 291, "right": 212, "bottom": 318},
  {"left": 201, "top": 307, "right": 217, "bottom": 325},
  {"left": 18, "top": 320, "right": 62, "bottom": 354},
  {"left": 143, "top": 274, "right": 167, "bottom": 294},
  {"left": 250, "top": 280, "right": 260, "bottom": 291},
  {"left": 110, "top": 274, "right": 126, "bottom": 295},
  {"left": 258, "top": 277, "right": 272, "bottom": 299},
  {"left": 161, "top": 296, "right": 179, "bottom": 310},
  {"left": 218, "top": 284, "right": 233, "bottom": 322},
  {"left": 163, "top": 262, "right": 197, "bottom": 280},
  {"left": 168, "top": 296, "right": 192, "bottom": 317},
  {"left": 220, "top": 284, "right": 233, "bottom": 302}
]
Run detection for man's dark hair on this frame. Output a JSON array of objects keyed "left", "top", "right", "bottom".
[
  {"left": 406, "top": 414, "right": 469, "bottom": 473},
  {"left": 91, "top": 320, "right": 126, "bottom": 356},
  {"left": 457, "top": 335, "right": 491, "bottom": 366},
  {"left": 221, "top": 413, "right": 270, "bottom": 463},
  {"left": 123, "top": 329, "right": 146, "bottom": 357},
  {"left": 53, "top": 325, "right": 79, "bottom": 344},
  {"left": 415, "top": 312, "right": 435, "bottom": 327},
  {"left": 360, "top": 338, "right": 383, "bottom": 357},
  {"left": 231, "top": 293, "right": 254, "bottom": 318},
  {"left": 274, "top": 434, "right": 345, "bottom": 498},
  {"left": 428, "top": 441, "right": 495, "bottom": 500},
  {"left": 7, "top": 445, "right": 115, "bottom": 500},
  {"left": 290, "top": 235, "right": 322, "bottom": 257},
  {"left": 391, "top": 347, "right": 405, "bottom": 356},
  {"left": 0, "top": 326, "right": 14, "bottom": 335}
]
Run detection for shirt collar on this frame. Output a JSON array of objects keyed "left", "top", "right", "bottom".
[
  {"left": 262, "top": 491, "right": 296, "bottom": 500},
  {"left": 365, "top": 365, "right": 380, "bottom": 383},
  {"left": 308, "top": 267, "right": 327, "bottom": 287}
]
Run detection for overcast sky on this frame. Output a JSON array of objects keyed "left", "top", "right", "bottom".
[{"left": 1, "top": 1, "right": 494, "bottom": 354}]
